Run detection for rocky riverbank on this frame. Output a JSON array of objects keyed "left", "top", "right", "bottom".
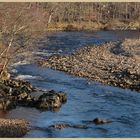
[
  {"left": 0, "top": 79, "right": 67, "bottom": 111},
  {"left": 0, "top": 78, "right": 67, "bottom": 137},
  {"left": 40, "top": 39, "right": 140, "bottom": 92},
  {"left": 0, "top": 118, "right": 29, "bottom": 137}
]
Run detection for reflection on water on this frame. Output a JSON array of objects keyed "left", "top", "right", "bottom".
[{"left": 5, "top": 31, "right": 140, "bottom": 138}]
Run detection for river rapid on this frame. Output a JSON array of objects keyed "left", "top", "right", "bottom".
[{"left": 1, "top": 30, "right": 140, "bottom": 138}]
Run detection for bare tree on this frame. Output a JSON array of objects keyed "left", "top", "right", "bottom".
[{"left": 0, "top": 3, "right": 61, "bottom": 80}]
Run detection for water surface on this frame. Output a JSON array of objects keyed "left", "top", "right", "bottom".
[{"left": 2, "top": 31, "right": 140, "bottom": 138}]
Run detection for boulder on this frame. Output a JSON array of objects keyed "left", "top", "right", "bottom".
[
  {"left": 0, "top": 79, "right": 67, "bottom": 111},
  {"left": 36, "top": 90, "right": 67, "bottom": 110},
  {"left": 93, "top": 117, "right": 112, "bottom": 125}
]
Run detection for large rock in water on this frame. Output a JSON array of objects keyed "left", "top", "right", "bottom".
[
  {"left": 0, "top": 118, "right": 29, "bottom": 137},
  {"left": 0, "top": 79, "right": 67, "bottom": 111},
  {"left": 36, "top": 90, "right": 67, "bottom": 110},
  {"left": 93, "top": 117, "right": 112, "bottom": 125}
]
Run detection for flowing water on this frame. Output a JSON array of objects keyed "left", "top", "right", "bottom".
[{"left": 1, "top": 30, "right": 140, "bottom": 138}]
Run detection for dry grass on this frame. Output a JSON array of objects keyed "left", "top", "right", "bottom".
[
  {"left": 47, "top": 20, "right": 140, "bottom": 31},
  {"left": 48, "top": 21, "right": 104, "bottom": 31},
  {"left": 13, "top": 19, "right": 140, "bottom": 32}
]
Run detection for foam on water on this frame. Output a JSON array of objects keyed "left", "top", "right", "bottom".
[
  {"left": 11, "top": 69, "right": 18, "bottom": 74},
  {"left": 12, "top": 60, "right": 30, "bottom": 67},
  {"left": 16, "top": 74, "right": 42, "bottom": 80},
  {"left": 32, "top": 51, "right": 61, "bottom": 57}
]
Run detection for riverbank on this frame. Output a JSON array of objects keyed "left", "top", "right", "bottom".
[
  {"left": 40, "top": 38, "right": 140, "bottom": 92},
  {"left": 0, "top": 118, "right": 29, "bottom": 137},
  {"left": 0, "top": 78, "right": 67, "bottom": 111},
  {"left": 0, "top": 78, "right": 67, "bottom": 137},
  {"left": 47, "top": 20, "right": 140, "bottom": 31}
]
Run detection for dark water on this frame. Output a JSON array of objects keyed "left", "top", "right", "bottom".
[
  {"left": 34, "top": 30, "right": 140, "bottom": 56},
  {"left": 2, "top": 31, "right": 140, "bottom": 138}
]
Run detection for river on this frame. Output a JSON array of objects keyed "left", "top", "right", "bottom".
[{"left": 1, "top": 30, "right": 140, "bottom": 138}]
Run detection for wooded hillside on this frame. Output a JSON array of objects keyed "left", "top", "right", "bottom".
[{"left": 0, "top": 2, "right": 140, "bottom": 30}]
